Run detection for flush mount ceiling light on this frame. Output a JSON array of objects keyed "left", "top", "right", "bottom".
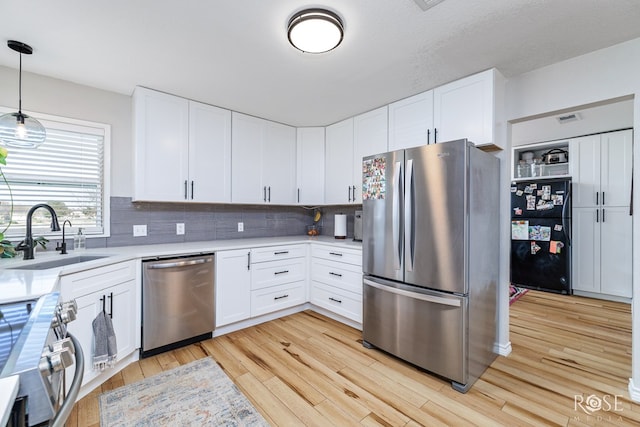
[
  {"left": 0, "top": 40, "right": 46, "bottom": 148},
  {"left": 288, "top": 9, "right": 344, "bottom": 54}
]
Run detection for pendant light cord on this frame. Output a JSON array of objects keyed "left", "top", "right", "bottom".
[{"left": 18, "top": 51, "right": 22, "bottom": 114}]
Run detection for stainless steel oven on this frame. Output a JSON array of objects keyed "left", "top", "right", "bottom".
[{"left": 0, "top": 293, "right": 83, "bottom": 426}]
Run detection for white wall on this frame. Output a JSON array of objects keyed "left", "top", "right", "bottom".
[
  {"left": 0, "top": 65, "right": 132, "bottom": 196},
  {"left": 505, "top": 36, "right": 640, "bottom": 401}
]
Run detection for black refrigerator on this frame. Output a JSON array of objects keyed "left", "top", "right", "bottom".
[{"left": 510, "top": 178, "right": 572, "bottom": 294}]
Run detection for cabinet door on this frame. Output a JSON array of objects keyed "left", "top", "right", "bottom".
[
  {"left": 263, "top": 121, "right": 297, "bottom": 204},
  {"left": 296, "top": 127, "right": 325, "bottom": 205},
  {"left": 388, "top": 90, "right": 434, "bottom": 150},
  {"left": 600, "top": 206, "right": 633, "bottom": 298},
  {"left": 325, "top": 118, "right": 354, "bottom": 204},
  {"left": 433, "top": 69, "right": 493, "bottom": 146},
  {"left": 571, "top": 135, "right": 600, "bottom": 208},
  {"left": 215, "top": 249, "right": 251, "bottom": 327},
  {"left": 133, "top": 87, "right": 189, "bottom": 201},
  {"left": 600, "top": 129, "right": 633, "bottom": 208},
  {"left": 231, "top": 112, "right": 264, "bottom": 203},
  {"left": 188, "top": 101, "right": 232, "bottom": 203},
  {"left": 353, "top": 106, "right": 389, "bottom": 203},
  {"left": 66, "top": 281, "right": 136, "bottom": 386},
  {"left": 571, "top": 208, "right": 600, "bottom": 293}
]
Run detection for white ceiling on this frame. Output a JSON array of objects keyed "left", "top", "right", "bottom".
[{"left": 1, "top": 0, "right": 640, "bottom": 127}]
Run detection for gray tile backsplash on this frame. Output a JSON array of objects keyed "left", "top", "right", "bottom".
[{"left": 36, "top": 198, "right": 362, "bottom": 251}]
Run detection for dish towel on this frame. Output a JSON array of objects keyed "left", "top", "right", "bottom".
[{"left": 92, "top": 310, "right": 118, "bottom": 371}]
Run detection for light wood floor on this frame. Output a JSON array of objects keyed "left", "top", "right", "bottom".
[{"left": 67, "top": 291, "right": 638, "bottom": 426}]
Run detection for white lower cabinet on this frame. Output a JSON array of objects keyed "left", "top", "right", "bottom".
[
  {"left": 250, "top": 245, "right": 306, "bottom": 316},
  {"left": 215, "top": 249, "right": 252, "bottom": 327},
  {"left": 60, "top": 260, "right": 138, "bottom": 386},
  {"left": 573, "top": 206, "right": 632, "bottom": 298},
  {"left": 310, "top": 245, "right": 363, "bottom": 323}
]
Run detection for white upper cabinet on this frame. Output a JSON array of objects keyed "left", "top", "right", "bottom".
[
  {"left": 388, "top": 91, "right": 434, "bottom": 150},
  {"left": 433, "top": 69, "right": 503, "bottom": 149},
  {"left": 353, "top": 106, "right": 388, "bottom": 203},
  {"left": 231, "top": 112, "right": 296, "bottom": 204},
  {"left": 133, "top": 87, "right": 231, "bottom": 202},
  {"left": 325, "top": 118, "right": 355, "bottom": 204},
  {"left": 296, "top": 127, "right": 325, "bottom": 205}
]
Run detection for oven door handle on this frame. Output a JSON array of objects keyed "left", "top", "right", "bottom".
[
  {"left": 51, "top": 332, "right": 84, "bottom": 427},
  {"left": 364, "top": 278, "right": 461, "bottom": 307}
]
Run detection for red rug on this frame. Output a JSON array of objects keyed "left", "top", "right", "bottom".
[{"left": 509, "top": 285, "right": 529, "bottom": 305}]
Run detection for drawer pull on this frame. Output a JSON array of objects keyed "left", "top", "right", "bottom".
[
  {"left": 274, "top": 294, "right": 289, "bottom": 300},
  {"left": 329, "top": 252, "right": 343, "bottom": 257},
  {"left": 274, "top": 251, "right": 289, "bottom": 255},
  {"left": 274, "top": 270, "right": 289, "bottom": 275},
  {"left": 329, "top": 297, "right": 342, "bottom": 304},
  {"left": 329, "top": 272, "right": 343, "bottom": 277}
]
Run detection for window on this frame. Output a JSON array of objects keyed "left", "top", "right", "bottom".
[{"left": 0, "top": 110, "right": 110, "bottom": 239}]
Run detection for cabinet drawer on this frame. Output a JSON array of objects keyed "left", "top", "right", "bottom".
[
  {"left": 59, "top": 260, "right": 137, "bottom": 299},
  {"left": 310, "top": 281, "right": 362, "bottom": 323},
  {"left": 251, "top": 244, "right": 306, "bottom": 263},
  {"left": 311, "top": 244, "right": 361, "bottom": 266},
  {"left": 251, "top": 257, "right": 306, "bottom": 290},
  {"left": 311, "top": 259, "right": 362, "bottom": 294},
  {"left": 251, "top": 281, "right": 306, "bottom": 317}
]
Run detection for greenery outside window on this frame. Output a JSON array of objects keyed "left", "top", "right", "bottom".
[{"left": 0, "top": 109, "right": 111, "bottom": 239}]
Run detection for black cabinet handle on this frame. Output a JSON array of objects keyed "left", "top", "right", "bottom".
[
  {"left": 596, "top": 192, "right": 599, "bottom": 205},
  {"left": 263, "top": 186, "right": 267, "bottom": 202},
  {"left": 184, "top": 180, "right": 188, "bottom": 200},
  {"left": 297, "top": 188, "right": 300, "bottom": 203},
  {"left": 101, "top": 294, "right": 113, "bottom": 318},
  {"left": 602, "top": 208, "right": 605, "bottom": 223},
  {"left": 274, "top": 294, "right": 289, "bottom": 300},
  {"left": 352, "top": 185, "right": 357, "bottom": 201},
  {"left": 191, "top": 181, "right": 194, "bottom": 200},
  {"left": 434, "top": 128, "right": 438, "bottom": 144},
  {"left": 596, "top": 210, "right": 599, "bottom": 223},
  {"left": 274, "top": 270, "right": 289, "bottom": 275},
  {"left": 427, "top": 129, "right": 431, "bottom": 144},
  {"left": 329, "top": 297, "right": 342, "bottom": 304},
  {"left": 329, "top": 252, "right": 343, "bottom": 257},
  {"left": 247, "top": 252, "right": 251, "bottom": 270},
  {"left": 329, "top": 272, "right": 343, "bottom": 277},
  {"left": 274, "top": 251, "right": 289, "bottom": 255},
  {"left": 602, "top": 192, "right": 605, "bottom": 205},
  {"left": 109, "top": 292, "right": 113, "bottom": 318},
  {"left": 348, "top": 186, "right": 352, "bottom": 202}
]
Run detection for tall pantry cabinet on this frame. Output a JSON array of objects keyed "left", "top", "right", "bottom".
[{"left": 572, "top": 129, "right": 633, "bottom": 298}]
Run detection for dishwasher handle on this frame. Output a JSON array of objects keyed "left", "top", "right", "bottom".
[{"left": 146, "top": 257, "right": 212, "bottom": 269}]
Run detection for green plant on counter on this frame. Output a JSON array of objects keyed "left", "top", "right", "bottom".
[{"left": 0, "top": 146, "right": 15, "bottom": 258}]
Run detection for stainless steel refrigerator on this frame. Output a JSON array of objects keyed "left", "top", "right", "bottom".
[{"left": 362, "top": 139, "right": 499, "bottom": 393}]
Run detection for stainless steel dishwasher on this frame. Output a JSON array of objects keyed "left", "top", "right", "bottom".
[{"left": 141, "top": 253, "right": 215, "bottom": 358}]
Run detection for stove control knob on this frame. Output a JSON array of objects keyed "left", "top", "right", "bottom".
[
  {"left": 49, "top": 337, "right": 75, "bottom": 355},
  {"left": 57, "top": 300, "right": 78, "bottom": 324},
  {"left": 40, "top": 347, "right": 74, "bottom": 375}
]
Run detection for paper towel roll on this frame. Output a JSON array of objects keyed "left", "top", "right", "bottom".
[{"left": 334, "top": 214, "right": 347, "bottom": 239}]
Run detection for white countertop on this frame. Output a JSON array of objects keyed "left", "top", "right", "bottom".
[
  {"left": 0, "top": 236, "right": 362, "bottom": 304},
  {"left": 0, "top": 375, "right": 19, "bottom": 426}
]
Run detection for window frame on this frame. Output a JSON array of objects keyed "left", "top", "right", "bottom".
[{"left": 0, "top": 106, "right": 111, "bottom": 240}]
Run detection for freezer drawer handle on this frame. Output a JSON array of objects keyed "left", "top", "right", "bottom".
[
  {"left": 274, "top": 251, "right": 289, "bottom": 255},
  {"left": 329, "top": 297, "right": 342, "bottom": 304},
  {"left": 364, "top": 279, "right": 461, "bottom": 307},
  {"left": 147, "top": 258, "right": 210, "bottom": 269},
  {"left": 274, "top": 294, "right": 289, "bottom": 300},
  {"left": 274, "top": 270, "right": 289, "bottom": 275},
  {"left": 329, "top": 272, "right": 343, "bottom": 277},
  {"left": 329, "top": 252, "right": 343, "bottom": 257}
]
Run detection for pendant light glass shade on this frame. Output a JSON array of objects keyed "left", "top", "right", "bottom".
[
  {"left": 0, "top": 40, "right": 46, "bottom": 148},
  {"left": 288, "top": 9, "right": 344, "bottom": 54}
]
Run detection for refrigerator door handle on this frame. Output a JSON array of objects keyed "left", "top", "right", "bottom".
[
  {"left": 562, "top": 183, "right": 572, "bottom": 246},
  {"left": 392, "top": 161, "right": 403, "bottom": 270},
  {"left": 404, "top": 159, "right": 415, "bottom": 272},
  {"left": 364, "top": 278, "right": 461, "bottom": 307}
]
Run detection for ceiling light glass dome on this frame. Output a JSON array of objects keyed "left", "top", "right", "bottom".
[{"left": 288, "top": 9, "right": 344, "bottom": 54}]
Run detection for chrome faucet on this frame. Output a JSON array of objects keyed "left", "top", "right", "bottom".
[
  {"left": 56, "top": 220, "right": 72, "bottom": 255},
  {"left": 16, "top": 203, "right": 61, "bottom": 260}
]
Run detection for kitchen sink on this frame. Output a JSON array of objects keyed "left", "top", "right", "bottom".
[{"left": 9, "top": 255, "right": 109, "bottom": 270}]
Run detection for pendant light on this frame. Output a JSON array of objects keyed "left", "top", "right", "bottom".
[
  {"left": 0, "top": 40, "right": 46, "bottom": 148},
  {"left": 288, "top": 9, "right": 344, "bottom": 54}
]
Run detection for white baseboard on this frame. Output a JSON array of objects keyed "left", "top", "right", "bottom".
[
  {"left": 494, "top": 341, "right": 512, "bottom": 357},
  {"left": 628, "top": 378, "right": 640, "bottom": 402}
]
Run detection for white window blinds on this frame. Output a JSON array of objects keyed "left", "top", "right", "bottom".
[{"left": 0, "top": 116, "right": 110, "bottom": 239}]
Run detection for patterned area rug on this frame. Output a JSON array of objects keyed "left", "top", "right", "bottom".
[
  {"left": 509, "top": 285, "right": 529, "bottom": 305},
  {"left": 99, "top": 357, "right": 268, "bottom": 426}
]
